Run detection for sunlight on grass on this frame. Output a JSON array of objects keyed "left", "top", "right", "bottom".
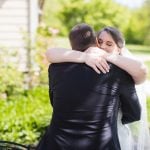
[
  {"left": 127, "top": 44, "right": 150, "bottom": 54},
  {"left": 147, "top": 97, "right": 150, "bottom": 124},
  {"left": 145, "top": 61, "right": 150, "bottom": 80}
]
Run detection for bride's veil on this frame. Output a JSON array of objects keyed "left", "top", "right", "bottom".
[{"left": 117, "top": 48, "right": 150, "bottom": 150}]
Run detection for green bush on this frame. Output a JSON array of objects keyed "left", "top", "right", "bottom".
[
  {"left": 0, "top": 48, "right": 24, "bottom": 99},
  {"left": 0, "top": 86, "right": 52, "bottom": 145},
  {"left": 0, "top": 64, "right": 24, "bottom": 99},
  {"left": 0, "top": 35, "right": 51, "bottom": 145}
]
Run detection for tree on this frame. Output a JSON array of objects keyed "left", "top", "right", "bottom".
[
  {"left": 39, "top": 0, "right": 46, "bottom": 22},
  {"left": 142, "top": 0, "right": 150, "bottom": 45},
  {"left": 124, "top": 0, "right": 150, "bottom": 45},
  {"left": 57, "top": 0, "right": 131, "bottom": 35}
]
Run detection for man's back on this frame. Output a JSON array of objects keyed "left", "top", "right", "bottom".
[
  {"left": 50, "top": 63, "right": 121, "bottom": 113},
  {"left": 44, "top": 62, "right": 140, "bottom": 150}
]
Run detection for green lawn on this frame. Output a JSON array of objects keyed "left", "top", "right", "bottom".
[
  {"left": 126, "top": 44, "right": 150, "bottom": 80},
  {"left": 147, "top": 97, "right": 150, "bottom": 124},
  {"left": 145, "top": 61, "right": 150, "bottom": 80},
  {"left": 127, "top": 44, "right": 150, "bottom": 54}
]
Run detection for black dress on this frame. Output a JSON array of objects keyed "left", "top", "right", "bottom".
[{"left": 36, "top": 63, "right": 141, "bottom": 150}]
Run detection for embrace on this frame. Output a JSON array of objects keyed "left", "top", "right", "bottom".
[{"left": 36, "top": 23, "right": 149, "bottom": 150}]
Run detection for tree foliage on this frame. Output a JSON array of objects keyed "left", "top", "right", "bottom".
[
  {"left": 57, "top": 0, "right": 131, "bottom": 35},
  {"left": 140, "top": 0, "right": 150, "bottom": 45},
  {"left": 125, "top": 0, "right": 150, "bottom": 44},
  {"left": 42, "top": 0, "right": 150, "bottom": 45}
]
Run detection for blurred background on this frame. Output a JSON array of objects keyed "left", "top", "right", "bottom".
[{"left": 0, "top": 0, "right": 149, "bottom": 146}]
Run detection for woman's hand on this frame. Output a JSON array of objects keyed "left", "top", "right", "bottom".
[
  {"left": 84, "top": 47, "right": 110, "bottom": 74},
  {"left": 46, "top": 47, "right": 110, "bottom": 74}
]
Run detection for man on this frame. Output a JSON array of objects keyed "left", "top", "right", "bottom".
[{"left": 37, "top": 23, "right": 141, "bottom": 150}]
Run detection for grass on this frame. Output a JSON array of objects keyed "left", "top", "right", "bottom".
[
  {"left": 127, "top": 44, "right": 150, "bottom": 54},
  {"left": 147, "top": 97, "right": 150, "bottom": 124},
  {"left": 145, "top": 61, "right": 150, "bottom": 80},
  {"left": 126, "top": 44, "right": 150, "bottom": 80}
]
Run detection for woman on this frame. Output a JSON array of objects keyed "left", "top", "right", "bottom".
[
  {"left": 96, "top": 27, "right": 150, "bottom": 150},
  {"left": 45, "top": 26, "right": 149, "bottom": 150}
]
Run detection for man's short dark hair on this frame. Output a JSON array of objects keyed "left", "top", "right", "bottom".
[{"left": 69, "top": 23, "right": 96, "bottom": 52}]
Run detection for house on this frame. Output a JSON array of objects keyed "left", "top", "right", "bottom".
[
  {"left": 0, "top": 0, "right": 39, "bottom": 48},
  {"left": 0, "top": 0, "right": 39, "bottom": 71}
]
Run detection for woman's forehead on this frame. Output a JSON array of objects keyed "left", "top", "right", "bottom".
[{"left": 99, "top": 31, "right": 115, "bottom": 42}]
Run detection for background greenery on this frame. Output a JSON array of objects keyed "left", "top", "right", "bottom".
[
  {"left": 0, "top": 0, "right": 150, "bottom": 146},
  {"left": 0, "top": 86, "right": 52, "bottom": 145},
  {"left": 43, "top": 0, "right": 150, "bottom": 45}
]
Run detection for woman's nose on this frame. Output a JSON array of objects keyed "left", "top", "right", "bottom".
[{"left": 100, "top": 43, "right": 106, "bottom": 49}]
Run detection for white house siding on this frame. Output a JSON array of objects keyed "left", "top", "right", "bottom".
[
  {"left": 0, "top": 0, "right": 39, "bottom": 71},
  {"left": 0, "top": 0, "right": 29, "bottom": 48}
]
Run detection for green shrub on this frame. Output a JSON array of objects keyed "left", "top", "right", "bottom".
[
  {"left": 0, "top": 64, "right": 24, "bottom": 99},
  {"left": 0, "top": 86, "right": 52, "bottom": 145}
]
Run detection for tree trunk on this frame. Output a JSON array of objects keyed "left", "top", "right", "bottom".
[{"left": 39, "top": 0, "right": 45, "bottom": 22}]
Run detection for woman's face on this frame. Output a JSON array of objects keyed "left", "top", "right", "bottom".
[{"left": 97, "top": 31, "right": 120, "bottom": 54}]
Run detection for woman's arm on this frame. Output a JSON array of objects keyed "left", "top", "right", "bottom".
[
  {"left": 106, "top": 54, "right": 147, "bottom": 84},
  {"left": 46, "top": 48, "right": 86, "bottom": 63},
  {"left": 46, "top": 47, "right": 147, "bottom": 84},
  {"left": 46, "top": 47, "right": 110, "bottom": 74}
]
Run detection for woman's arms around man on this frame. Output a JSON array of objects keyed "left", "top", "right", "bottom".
[{"left": 46, "top": 47, "right": 148, "bottom": 84}]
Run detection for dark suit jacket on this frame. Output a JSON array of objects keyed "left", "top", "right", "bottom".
[{"left": 49, "top": 62, "right": 141, "bottom": 124}]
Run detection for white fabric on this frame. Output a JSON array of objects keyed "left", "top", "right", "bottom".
[
  {"left": 118, "top": 84, "right": 150, "bottom": 150},
  {"left": 118, "top": 48, "right": 150, "bottom": 150},
  {"left": 118, "top": 111, "right": 134, "bottom": 150}
]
